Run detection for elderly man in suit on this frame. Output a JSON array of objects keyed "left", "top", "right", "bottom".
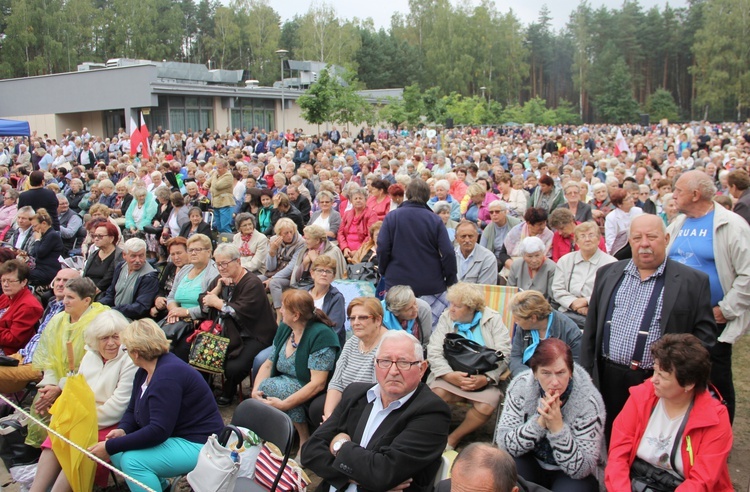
[
  {"left": 302, "top": 331, "right": 450, "bottom": 492},
  {"left": 580, "top": 214, "right": 717, "bottom": 439}
]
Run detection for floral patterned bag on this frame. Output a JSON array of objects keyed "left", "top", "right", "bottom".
[{"left": 189, "top": 319, "right": 229, "bottom": 373}]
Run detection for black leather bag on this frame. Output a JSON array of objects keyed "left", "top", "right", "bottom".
[
  {"left": 346, "top": 262, "right": 379, "bottom": 284},
  {"left": 159, "top": 318, "right": 194, "bottom": 342},
  {"left": 442, "top": 332, "right": 507, "bottom": 376},
  {"left": 630, "top": 458, "right": 683, "bottom": 492},
  {"left": 0, "top": 414, "right": 41, "bottom": 469}
]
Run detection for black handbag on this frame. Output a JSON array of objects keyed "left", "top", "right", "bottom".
[
  {"left": 159, "top": 318, "right": 194, "bottom": 342},
  {"left": 442, "top": 332, "right": 507, "bottom": 376},
  {"left": 346, "top": 262, "right": 379, "bottom": 284},
  {"left": 0, "top": 414, "right": 41, "bottom": 469},
  {"left": 630, "top": 458, "right": 684, "bottom": 492}
]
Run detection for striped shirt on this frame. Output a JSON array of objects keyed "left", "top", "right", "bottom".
[
  {"left": 327, "top": 335, "right": 380, "bottom": 393},
  {"left": 606, "top": 259, "right": 667, "bottom": 369},
  {"left": 19, "top": 299, "right": 64, "bottom": 364}
]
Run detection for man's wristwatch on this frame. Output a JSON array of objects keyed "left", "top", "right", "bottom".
[
  {"left": 332, "top": 438, "right": 349, "bottom": 456},
  {"left": 485, "top": 375, "right": 493, "bottom": 386}
]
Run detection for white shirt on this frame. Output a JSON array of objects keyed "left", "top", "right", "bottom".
[
  {"left": 552, "top": 249, "right": 617, "bottom": 311},
  {"left": 14, "top": 227, "right": 32, "bottom": 249},
  {"left": 636, "top": 399, "right": 685, "bottom": 477},
  {"left": 332, "top": 384, "right": 418, "bottom": 492}
]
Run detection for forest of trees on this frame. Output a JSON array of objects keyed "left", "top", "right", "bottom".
[{"left": 0, "top": 0, "right": 748, "bottom": 123}]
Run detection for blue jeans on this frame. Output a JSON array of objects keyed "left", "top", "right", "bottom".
[
  {"left": 110, "top": 437, "right": 204, "bottom": 492},
  {"left": 214, "top": 206, "right": 232, "bottom": 233}
]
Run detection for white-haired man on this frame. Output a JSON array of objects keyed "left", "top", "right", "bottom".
[{"left": 99, "top": 238, "right": 159, "bottom": 319}]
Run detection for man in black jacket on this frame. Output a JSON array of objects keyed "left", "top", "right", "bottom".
[
  {"left": 287, "top": 185, "right": 311, "bottom": 224},
  {"left": 580, "top": 214, "right": 717, "bottom": 438},
  {"left": 99, "top": 238, "right": 159, "bottom": 320},
  {"left": 18, "top": 171, "right": 59, "bottom": 231},
  {"left": 302, "top": 331, "right": 450, "bottom": 492}
]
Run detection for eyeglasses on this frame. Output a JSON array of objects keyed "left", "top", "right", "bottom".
[
  {"left": 347, "top": 315, "right": 374, "bottom": 322},
  {"left": 1, "top": 279, "right": 20, "bottom": 285},
  {"left": 577, "top": 233, "right": 599, "bottom": 240},
  {"left": 375, "top": 359, "right": 422, "bottom": 370},
  {"left": 488, "top": 210, "right": 505, "bottom": 214},
  {"left": 188, "top": 247, "right": 210, "bottom": 254},
  {"left": 215, "top": 258, "right": 238, "bottom": 269},
  {"left": 313, "top": 268, "right": 334, "bottom": 275},
  {"left": 91, "top": 234, "right": 110, "bottom": 239}
]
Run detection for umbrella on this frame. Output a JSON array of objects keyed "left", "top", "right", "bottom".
[{"left": 47, "top": 342, "right": 98, "bottom": 492}]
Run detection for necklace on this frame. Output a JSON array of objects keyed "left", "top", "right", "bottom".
[{"left": 290, "top": 331, "right": 299, "bottom": 348}]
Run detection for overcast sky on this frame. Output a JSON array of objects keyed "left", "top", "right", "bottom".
[{"left": 276, "top": 0, "right": 688, "bottom": 31}]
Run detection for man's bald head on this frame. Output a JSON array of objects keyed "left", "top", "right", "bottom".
[
  {"left": 52, "top": 268, "right": 81, "bottom": 298},
  {"left": 674, "top": 170, "right": 717, "bottom": 217},
  {"left": 450, "top": 443, "right": 519, "bottom": 492}
]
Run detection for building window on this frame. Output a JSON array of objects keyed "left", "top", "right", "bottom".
[
  {"left": 152, "top": 95, "right": 215, "bottom": 133},
  {"left": 230, "top": 98, "right": 277, "bottom": 132}
]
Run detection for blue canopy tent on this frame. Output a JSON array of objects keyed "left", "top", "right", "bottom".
[{"left": 0, "top": 119, "right": 30, "bottom": 137}]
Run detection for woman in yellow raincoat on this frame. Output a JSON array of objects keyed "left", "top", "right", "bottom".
[
  {"left": 25, "top": 277, "right": 110, "bottom": 448},
  {"left": 29, "top": 308, "right": 137, "bottom": 492}
]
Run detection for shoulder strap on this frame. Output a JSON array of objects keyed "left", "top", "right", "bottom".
[{"left": 670, "top": 397, "right": 694, "bottom": 477}]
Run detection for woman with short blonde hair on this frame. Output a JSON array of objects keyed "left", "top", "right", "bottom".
[{"left": 427, "top": 282, "right": 510, "bottom": 449}]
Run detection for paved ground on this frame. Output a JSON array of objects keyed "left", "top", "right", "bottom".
[{"left": 3, "top": 337, "right": 750, "bottom": 490}]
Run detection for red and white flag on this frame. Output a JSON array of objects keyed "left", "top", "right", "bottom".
[
  {"left": 129, "top": 112, "right": 151, "bottom": 159},
  {"left": 139, "top": 112, "right": 151, "bottom": 160},
  {"left": 129, "top": 115, "right": 141, "bottom": 157},
  {"left": 613, "top": 128, "right": 630, "bottom": 157}
]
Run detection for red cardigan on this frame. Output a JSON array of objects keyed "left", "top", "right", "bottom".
[
  {"left": 0, "top": 287, "right": 43, "bottom": 354},
  {"left": 605, "top": 380, "right": 733, "bottom": 491},
  {"left": 338, "top": 207, "right": 377, "bottom": 252},
  {"left": 551, "top": 232, "right": 607, "bottom": 262}
]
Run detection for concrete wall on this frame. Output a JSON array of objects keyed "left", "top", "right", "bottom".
[{"left": 0, "top": 65, "right": 159, "bottom": 117}]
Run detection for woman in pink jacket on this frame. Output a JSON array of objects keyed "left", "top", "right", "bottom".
[{"left": 605, "top": 334, "right": 733, "bottom": 491}]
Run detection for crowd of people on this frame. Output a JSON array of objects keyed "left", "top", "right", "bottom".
[{"left": 0, "top": 119, "right": 747, "bottom": 491}]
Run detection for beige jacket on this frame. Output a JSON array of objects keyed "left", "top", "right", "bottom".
[
  {"left": 233, "top": 230, "right": 269, "bottom": 275},
  {"left": 208, "top": 170, "right": 235, "bottom": 208},
  {"left": 667, "top": 203, "right": 750, "bottom": 343},
  {"left": 427, "top": 307, "right": 511, "bottom": 385}
]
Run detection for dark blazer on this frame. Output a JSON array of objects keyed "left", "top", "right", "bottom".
[
  {"left": 580, "top": 259, "right": 718, "bottom": 387},
  {"left": 301, "top": 382, "right": 450, "bottom": 492},
  {"left": 733, "top": 189, "right": 750, "bottom": 225},
  {"left": 178, "top": 221, "right": 213, "bottom": 239},
  {"left": 29, "top": 228, "right": 63, "bottom": 284},
  {"left": 99, "top": 262, "right": 160, "bottom": 319}
]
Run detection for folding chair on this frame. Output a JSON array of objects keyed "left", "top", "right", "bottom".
[{"left": 230, "top": 399, "right": 295, "bottom": 492}]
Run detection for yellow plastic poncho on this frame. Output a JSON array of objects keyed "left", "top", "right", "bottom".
[
  {"left": 32, "top": 303, "right": 110, "bottom": 383},
  {"left": 26, "top": 303, "right": 110, "bottom": 447}
]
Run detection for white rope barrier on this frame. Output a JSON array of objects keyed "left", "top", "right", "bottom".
[{"left": 0, "top": 392, "right": 157, "bottom": 492}]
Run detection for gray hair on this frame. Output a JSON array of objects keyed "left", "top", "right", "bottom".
[
  {"left": 122, "top": 237, "right": 147, "bottom": 254},
  {"left": 214, "top": 243, "right": 241, "bottom": 260},
  {"left": 519, "top": 236, "right": 546, "bottom": 255},
  {"left": 349, "top": 187, "right": 368, "bottom": 199},
  {"left": 487, "top": 199, "right": 507, "bottom": 211},
  {"left": 432, "top": 200, "right": 451, "bottom": 215},
  {"left": 17, "top": 206, "right": 35, "bottom": 217},
  {"left": 434, "top": 179, "right": 450, "bottom": 191},
  {"left": 385, "top": 285, "right": 416, "bottom": 315},
  {"left": 235, "top": 212, "right": 256, "bottom": 230},
  {"left": 65, "top": 277, "right": 97, "bottom": 301},
  {"left": 592, "top": 183, "right": 608, "bottom": 192},
  {"left": 84, "top": 310, "right": 129, "bottom": 350},
  {"left": 375, "top": 330, "right": 423, "bottom": 361},
  {"left": 56, "top": 193, "right": 68, "bottom": 203}
]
